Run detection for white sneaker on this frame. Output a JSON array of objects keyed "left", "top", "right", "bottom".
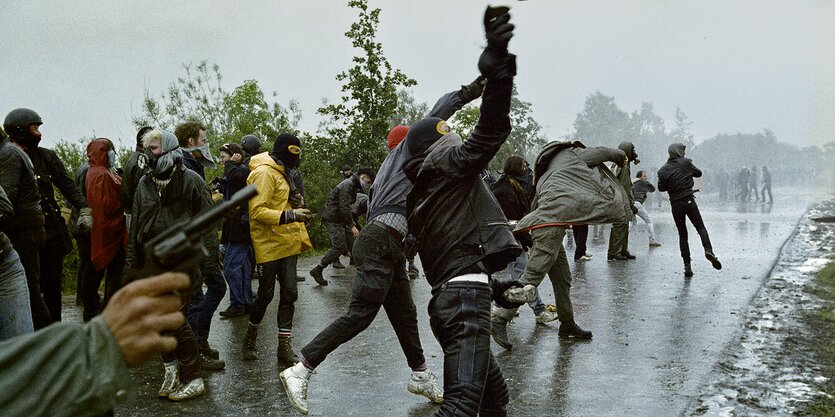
[
  {"left": 158, "top": 364, "right": 180, "bottom": 398},
  {"left": 535, "top": 310, "right": 558, "bottom": 325},
  {"left": 168, "top": 377, "right": 205, "bottom": 401},
  {"left": 504, "top": 284, "right": 536, "bottom": 304},
  {"left": 408, "top": 369, "right": 444, "bottom": 404},
  {"left": 280, "top": 362, "right": 313, "bottom": 415},
  {"left": 576, "top": 254, "right": 593, "bottom": 262}
]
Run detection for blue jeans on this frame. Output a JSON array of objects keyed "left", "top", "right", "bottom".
[
  {"left": 189, "top": 252, "right": 227, "bottom": 342},
  {"left": 223, "top": 243, "right": 253, "bottom": 309},
  {"left": 0, "top": 249, "right": 34, "bottom": 341}
]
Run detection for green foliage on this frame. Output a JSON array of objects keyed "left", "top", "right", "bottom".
[
  {"left": 449, "top": 86, "right": 546, "bottom": 171},
  {"left": 317, "top": 0, "right": 417, "bottom": 169},
  {"left": 133, "top": 61, "right": 301, "bottom": 181},
  {"left": 53, "top": 137, "right": 94, "bottom": 178},
  {"left": 800, "top": 262, "right": 835, "bottom": 415},
  {"left": 571, "top": 91, "right": 633, "bottom": 147},
  {"left": 389, "top": 88, "right": 429, "bottom": 127}
]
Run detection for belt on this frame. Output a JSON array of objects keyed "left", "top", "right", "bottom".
[
  {"left": 448, "top": 273, "right": 489, "bottom": 284},
  {"left": 368, "top": 220, "right": 405, "bottom": 241}
]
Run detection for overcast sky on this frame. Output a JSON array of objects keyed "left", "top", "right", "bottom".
[{"left": 1, "top": 1, "right": 833, "bottom": 150}]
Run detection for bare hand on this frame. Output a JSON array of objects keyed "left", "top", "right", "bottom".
[
  {"left": 102, "top": 272, "right": 190, "bottom": 368},
  {"left": 352, "top": 226, "right": 360, "bottom": 237},
  {"left": 231, "top": 153, "right": 243, "bottom": 163}
]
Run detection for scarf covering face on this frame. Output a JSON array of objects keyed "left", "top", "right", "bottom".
[
  {"left": 184, "top": 141, "right": 216, "bottom": 168},
  {"left": 154, "top": 130, "right": 183, "bottom": 179}
]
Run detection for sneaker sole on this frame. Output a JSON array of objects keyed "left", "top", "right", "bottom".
[
  {"left": 558, "top": 333, "right": 593, "bottom": 340},
  {"left": 279, "top": 372, "right": 310, "bottom": 416},
  {"left": 407, "top": 385, "right": 444, "bottom": 404}
]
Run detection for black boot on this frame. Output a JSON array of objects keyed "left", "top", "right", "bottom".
[
  {"left": 684, "top": 263, "right": 694, "bottom": 278},
  {"left": 277, "top": 336, "right": 299, "bottom": 364},
  {"left": 242, "top": 323, "right": 258, "bottom": 361},
  {"left": 558, "top": 321, "right": 593, "bottom": 340},
  {"left": 198, "top": 337, "right": 220, "bottom": 360},
  {"left": 705, "top": 250, "right": 722, "bottom": 270},
  {"left": 310, "top": 265, "right": 328, "bottom": 286}
]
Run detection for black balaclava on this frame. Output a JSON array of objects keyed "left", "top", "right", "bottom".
[
  {"left": 272, "top": 133, "right": 301, "bottom": 169},
  {"left": 405, "top": 117, "right": 449, "bottom": 157},
  {"left": 241, "top": 134, "right": 262, "bottom": 156},
  {"left": 668, "top": 143, "right": 686, "bottom": 159}
]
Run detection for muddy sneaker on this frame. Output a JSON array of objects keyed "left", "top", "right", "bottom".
[
  {"left": 491, "top": 317, "right": 513, "bottom": 350},
  {"left": 158, "top": 364, "right": 180, "bottom": 397},
  {"left": 504, "top": 284, "right": 536, "bottom": 304},
  {"left": 649, "top": 241, "right": 662, "bottom": 247},
  {"left": 684, "top": 263, "right": 694, "bottom": 278},
  {"left": 280, "top": 362, "right": 313, "bottom": 415},
  {"left": 558, "top": 321, "right": 593, "bottom": 340},
  {"left": 169, "top": 378, "right": 205, "bottom": 401},
  {"left": 310, "top": 265, "right": 328, "bottom": 286},
  {"left": 408, "top": 369, "right": 444, "bottom": 404},
  {"left": 705, "top": 251, "right": 722, "bottom": 270},
  {"left": 535, "top": 310, "right": 558, "bottom": 325},
  {"left": 576, "top": 254, "right": 593, "bottom": 262}
]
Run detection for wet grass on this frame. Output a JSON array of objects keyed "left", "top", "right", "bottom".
[{"left": 801, "top": 262, "right": 835, "bottom": 416}]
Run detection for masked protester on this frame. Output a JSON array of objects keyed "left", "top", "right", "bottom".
[
  {"left": 126, "top": 129, "right": 209, "bottom": 401},
  {"left": 309, "top": 167, "right": 376, "bottom": 285},
  {"left": 241, "top": 133, "right": 313, "bottom": 365},
  {"left": 173, "top": 122, "right": 227, "bottom": 372},
  {"left": 657, "top": 143, "right": 723, "bottom": 277},
  {"left": 121, "top": 126, "right": 153, "bottom": 223},
  {"left": 402, "top": 8, "right": 522, "bottom": 415},
  {"left": 83, "top": 138, "right": 127, "bottom": 321},
  {"left": 217, "top": 142, "right": 253, "bottom": 318},
  {"left": 278, "top": 79, "right": 486, "bottom": 416},
  {"left": 2, "top": 109, "right": 59, "bottom": 328},
  {"left": 607, "top": 141, "right": 639, "bottom": 261}
]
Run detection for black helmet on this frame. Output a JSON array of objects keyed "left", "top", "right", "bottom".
[{"left": 3, "top": 108, "right": 42, "bottom": 138}]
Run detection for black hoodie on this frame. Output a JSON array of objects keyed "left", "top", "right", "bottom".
[{"left": 657, "top": 143, "right": 702, "bottom": 202}]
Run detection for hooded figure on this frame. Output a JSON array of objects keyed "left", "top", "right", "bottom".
[
  {"left": 273, "top": 133, "right": 301, "bottom": 170},
  {"left": 142, "top": 130, "right": 183, "bottom": 184},
  {"left": 85, "top": 139, "right": 126, "bottom": 271}
]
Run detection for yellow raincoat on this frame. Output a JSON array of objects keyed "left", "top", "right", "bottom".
[{"left": 247, "top": 152, "right": 312, "bottom": 264}]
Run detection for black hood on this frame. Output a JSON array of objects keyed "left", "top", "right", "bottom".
[
  {"left": 618, "top": 141, "right": 637, "bottom": 161},
  {"left": 668, "top": 143, "right": 686, "bottom": 158}
]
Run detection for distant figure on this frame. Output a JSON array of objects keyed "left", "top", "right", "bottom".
[
  {"left": 716, "top": 167, "right": 729, "bottom": 202},
  {"left": 748, "top": 166, "right": 760, "bottom": 201},
  {"left": 735, "top": 167, "right": 750, "bottom": 202},
  {"left": 761, "top": 165, "right": 773, "bottom": 204},
  {"left": 631, "top": 170, "right": 661, "bottom": 247},
  {"left": 657, "top": 143, "right": 722, "bottom": 278}
]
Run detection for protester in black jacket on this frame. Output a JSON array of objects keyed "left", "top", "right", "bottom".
[
  {"left": 120, "top": 126, "right": 152, "bottom": 218},
  {"left": 2, "top": 108, "right": 51, "bottom": 329},
  {"left": 657, "top": 143, "right": 722, "bottom": 278},
  {"left": 217, "top": 143, "right": 253, "bottom": 318},
  {"left": 403, "top": 9, "right": 522, "bottom": 415},
  {"left": 310, "top": 168, "right": 375, "bottom": 284},
  {"left": 0, "top": 183, "right": 33, "bottom": 340}
]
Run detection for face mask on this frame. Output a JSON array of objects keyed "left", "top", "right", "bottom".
[
  {"left": 107, "top": 150, "right": 116, "bottom": 169},
  {"left": 186, "top": 142, "right": 216, "bottom": 168}
]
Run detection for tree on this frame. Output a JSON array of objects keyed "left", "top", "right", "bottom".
[
  {"left": 133, "top": 61, "right": 301, "bottom": 179},
  {"left": 448, "top": 86, "right": 546, "bottom": 171},
  {"left": 317, "top": 0, "right": 416, "bottom": 168},
  {"left": 571, "top": 92, "right": 632, "bottom": 147},
  {"left": 670, "top": 107, "right": 695, "bottom": 148},
  {"left": 389, "top": 88, "right": 428, "bottom": 127}
]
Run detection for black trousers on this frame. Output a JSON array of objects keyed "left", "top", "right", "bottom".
[
  {"left": 39, "top": 235, "right": 68, "bottom": 323},
  {"left": 7, "top": 228, "right": 50, "bottom": 329},
  {"left": 670, "top": 196, "right": 713, "bottom": 265},
  {"left": 82, "top": 246, "right": 124, "bottom": 321},
  {"left": 320, "top": 221, "right": 349, "bottom": 267},
  {"left": 249, "top": 257, "right": 296, "bottom": 330},
  {"left": 572, "top": 224, "right": 588, "bottom": 260},
  {"left": 430, "top": 282, "right": 509, "bottom": 417},
  {"left": 301, "top": 222, "right": 425, "bottom": 369}
]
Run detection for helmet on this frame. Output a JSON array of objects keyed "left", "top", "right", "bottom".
[{"left": 3, "top": 108, "right": 42, "bottom": 138}]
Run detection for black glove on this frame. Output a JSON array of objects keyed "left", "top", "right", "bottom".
[
  {"left": 631, "top": 204, "right": 639, "bottom": 214},
  {"left": 478, "top": 6, "right": 517, "bottom": 80},
  {"left": 491, "top": 277, "right": 527, "bottom": 309},
  {"left": 460, "top": 75, "right": 486, "bottom": 103}
]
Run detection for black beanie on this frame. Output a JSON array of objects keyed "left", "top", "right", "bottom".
[
  {"left": 136, "top": 126, "right": 153, "bottom": 148},
  {"left": 272, "top": 133, "right": 301, "bottom": 169},
  {"left": 405, "top": 117, "right": 448, "bottom": 157}
]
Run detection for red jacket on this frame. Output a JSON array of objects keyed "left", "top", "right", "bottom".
[{"left": 86, "top": 139, "right": 127, "bottom": 271}]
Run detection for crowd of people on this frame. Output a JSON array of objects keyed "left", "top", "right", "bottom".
[{"left": 0, "top": 7, "right": 729, "bottom": 417}]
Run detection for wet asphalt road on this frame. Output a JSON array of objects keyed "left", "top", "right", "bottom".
[{"left": 62, "top": 189, "right": 821, "bottom": 416}]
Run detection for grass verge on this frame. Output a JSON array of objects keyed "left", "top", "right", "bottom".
[{"left": 801, "top": 262, "right": 835, "bottom": 416}]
